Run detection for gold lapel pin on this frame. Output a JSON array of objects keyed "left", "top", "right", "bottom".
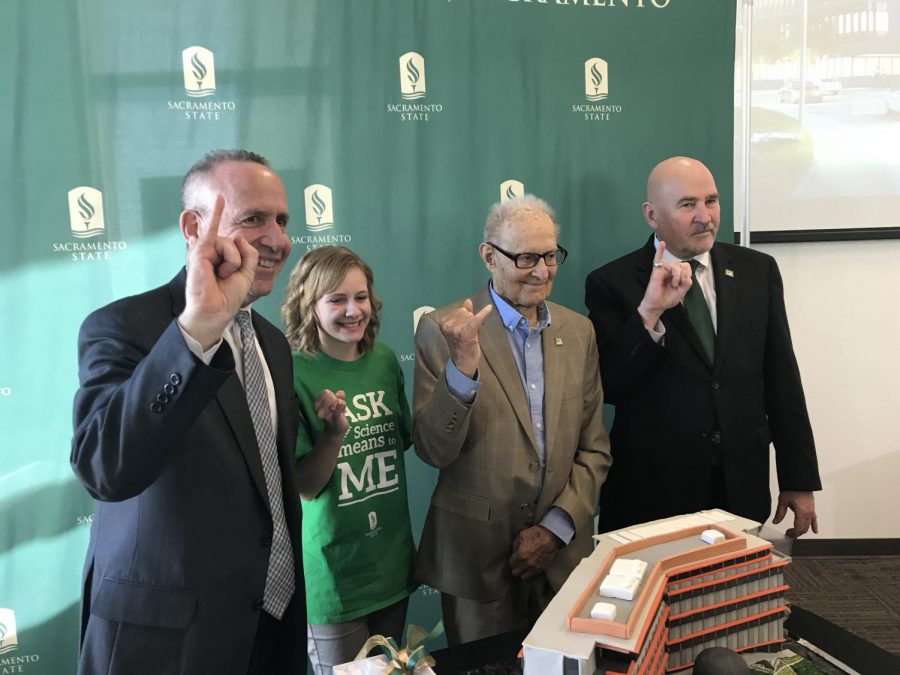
[
  {"left": 725, "top": 269, "right": 735, "bottom": 277},
  {"left": 555, "top": 337, "right": 564, "bottom": 346}
]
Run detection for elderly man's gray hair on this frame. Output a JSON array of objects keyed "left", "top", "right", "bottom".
[{"left": 483, "top": 194, "right": 559, "bottom": 242}]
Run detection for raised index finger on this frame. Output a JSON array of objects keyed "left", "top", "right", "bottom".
[
  {"left": 653, "top": 240, "right": 667, "bottom": 265},
  {"left": 198, "top": 194, "right": 225, "bottom": 244}
]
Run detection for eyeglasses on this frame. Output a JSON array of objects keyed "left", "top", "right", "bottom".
[{"left": 487, "top": 242, "right": 568, "bottom": 269}]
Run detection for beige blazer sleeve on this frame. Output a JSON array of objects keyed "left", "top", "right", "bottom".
[{"left": 412, "top": 299, "right": 474, "bottom": 469}]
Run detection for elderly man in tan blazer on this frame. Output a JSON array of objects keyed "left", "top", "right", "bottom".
[{"left": 413, "top": 195, "right": 612, "bottom": 645}]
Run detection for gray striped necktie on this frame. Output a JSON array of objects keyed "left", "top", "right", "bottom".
[{"left": 234, "top": 310, "right": 295, "bottom": 618}]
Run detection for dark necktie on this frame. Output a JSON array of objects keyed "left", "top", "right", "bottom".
[
  {"left": 684, "top": 259, "right": 715, "bottom": 363},
  {"left": 234, "top": 310, "right": 295, "bottom": 618}
]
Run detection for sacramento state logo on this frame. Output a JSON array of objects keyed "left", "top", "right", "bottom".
[
  {"left": 67, "top": 187, "right": 105, "bottom": 239},
  {"left": 400, "top": 52, "right": 426, "bottom": 100},
  {"left": 304, "top": 185, "right": 334, "bottom": 232},
  {"left": 0, "top": 608, "right": 19, "bottom": 655},
  {"left": 364, "top": 509, "right": 383, "bottom": 538},
  {"left": 585, "top": 58, "right": 609, "bottom": 101},
  {"left": 572, "top": 57, "right": 622, "bottom": 122},
  {"left": 293, "top": 184, "right": 351, "bottom": 251},
  {"left": 55, "top": 187, "right": 127, "bottom": 260},
  {"left": 500, "top": 180, "right": 524, "bottom": 203},
  {"left": 182, "top": 46, "right": 216, "bottom": 97},
  {"left": 387, "top": 51, "right": 442, "bottom": 121},
  {"left": 0, "top": 607, "right": 40, "bottom": 670},
  {"left": 168, "top": 46, "right": 235, "bottom": 119}
]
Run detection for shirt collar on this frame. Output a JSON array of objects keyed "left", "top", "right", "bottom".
[
  {"left": 653, "top": 236, "right": 712, "bottom": 269},
  {"left": 489, "top": 282, "right": 552, "bottom": 332},
  {"left": 230, "top": 305, "right": 255, "bottom": 331}
]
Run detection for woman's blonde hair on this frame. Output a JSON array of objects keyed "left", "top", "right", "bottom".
[{"left": 281, "top": 246, "right": 382, "bottom": 355}]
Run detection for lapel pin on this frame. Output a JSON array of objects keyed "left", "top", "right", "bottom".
[
  {"left": 555, "top": 337, "right": 564, "bottom": 346},
  {"left": 725, "top": 269, "right": 734, "bottom": 277}
]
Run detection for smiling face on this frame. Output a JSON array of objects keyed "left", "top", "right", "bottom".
[
  {"left": 480, "top": 209, "right": 558, "bottom": 323},
  {"left": 183, "top": 160, "right": 292, "bottom": 303},
  {"left": 314, "top": 265, "right": 371, "bottom": 360},
  {"left": 643, "top": 157, "right": 720, "bottom": 260}
]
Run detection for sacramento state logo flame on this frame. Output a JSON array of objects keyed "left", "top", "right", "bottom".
[
  {"left": 67, "top": 187, "right": 105, "bottom": 239},
  {"left": 182, "top": 46, "right": 216, "bottom": 98},
  {"left": 500, "top": 179, "right": 525, "bottom": 203},
  {"left": 399, "top": 52, "right": 426, "bottom": 100},
  {"left": 304, "top": 184, "right": 335, "bottom": 232},
  {"left": 584, "top": 58, "right": 609, "bottom": 101},
  {"left": 0, "top": 608, "right": 19, "bottom": 655}
]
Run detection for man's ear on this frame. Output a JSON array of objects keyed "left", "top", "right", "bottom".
[
  {"left": 642, "top": 201, "right": 658, "bottom": 231},
  {"left": 179, "top": 209, "right": 201, "bottom": 244},
  {"left": 479, "top": 242, "right": 494, "bottom": 270}
]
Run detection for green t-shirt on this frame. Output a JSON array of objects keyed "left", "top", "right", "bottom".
[{"left": 293, "top": 342, "right": 417, "bottom": 624}]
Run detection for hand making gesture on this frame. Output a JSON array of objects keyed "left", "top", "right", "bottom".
[
  {"left": 439, "top": 298, "right": 493, "bottom": 378},
  {"left": 179, "top": 195, "right": 259, "bottom": 348},
  {"left": 314, "top": 389, "right": 349, "bottom": 439},
  {"left": 637, "top": 240, "right": 693, "bottom": 330}
]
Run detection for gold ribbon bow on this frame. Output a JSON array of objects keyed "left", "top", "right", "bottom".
[{"left": 353, "top": 623, "right": 439, "bottom": 674}]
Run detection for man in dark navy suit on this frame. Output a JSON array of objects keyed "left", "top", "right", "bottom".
[
  {"left": 71, "top": 150, "right": 306, "bottom": 674},
  {"left": 585, "top": 156, "right": 821, "bottom": 537}
]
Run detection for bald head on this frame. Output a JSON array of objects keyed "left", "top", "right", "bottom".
[
  {"left": 643, "top": 156, "right": 720, "bottom": 259},
  {"left": 646, "top": 156, "right": 716, "bottom": 203}
]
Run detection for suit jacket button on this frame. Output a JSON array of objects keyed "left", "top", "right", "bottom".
[
  {"left": 169, "top": 373, "right": 182, "bottom": 386},
  {"left": 163, "top": 383, "right": 176, "bottom": 395},
  {"left": 150, "top": 401, "right": 163, "bottom": 413},
  {"left": 712, "top": 380, "right": 720, "bottom": 390},
  {"left": 156, "top": 393, "right": 169, "bottom": 404},
  {"left": 261, "top": 535, "right": 272, "bottom": 547},
  {"left": 529, "top": 461, "right": 538, "bottom": 473},
  {"left": 252, "top": 599, "right": 264, "bottom": 610},
  {"left": 520, "top": 503, "right": 530, "bottom": 510}
]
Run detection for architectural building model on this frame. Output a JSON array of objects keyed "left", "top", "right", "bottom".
[{"left": 522, "top": 510, "right": 791, "bottom": 674}]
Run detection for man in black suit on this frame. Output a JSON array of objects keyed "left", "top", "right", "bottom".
[
  {"left": 585, "top": 156, "right": 821, "bottom": 537},
  {"left": 71, "top": 150, "right": 306, "bottom": 674}
]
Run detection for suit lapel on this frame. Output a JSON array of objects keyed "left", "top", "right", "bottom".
[
  {"left": 169, "top": 268, "right": 268, "bottom": 505},
  {"left": 664, "top": 300, "right": 711, "bottom": 368},
  {"left": 253, "top": 314, "right": 297, "bottom": 480},
  {"left": 217, "top": 374, "right": 270, "bottom": 504},
  {"left": 710, "top": 244, "right": 735, "bottom": 373},
  {"left": 168, "top": 270, "right": 271, "bottom": 507},
  {"left": 473, "top": 287, "right": 539, "bottom": 450}
]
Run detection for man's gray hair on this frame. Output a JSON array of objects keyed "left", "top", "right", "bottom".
[
  {"left": 181, "top": 149, "right": 270, "bottom": 212},
  {"left": 483, "top": 194, "right": 559, "bottom": 242}
]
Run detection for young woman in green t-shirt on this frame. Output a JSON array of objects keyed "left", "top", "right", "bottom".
[{"left": 281, "top": 246, "right": 417, "bottom": 675}]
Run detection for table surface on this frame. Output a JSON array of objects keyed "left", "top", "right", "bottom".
[{"left": 429, "top": 607, "right": 900, "bottom": 675}]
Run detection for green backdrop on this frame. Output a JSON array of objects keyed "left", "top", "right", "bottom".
[{"left": 0, "top": 0, "right": 735, "bottom": 671}]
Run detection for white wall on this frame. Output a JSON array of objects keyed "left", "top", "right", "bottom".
[{"left": 758, "top": 239, "right": 900, "bottom": 538}]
